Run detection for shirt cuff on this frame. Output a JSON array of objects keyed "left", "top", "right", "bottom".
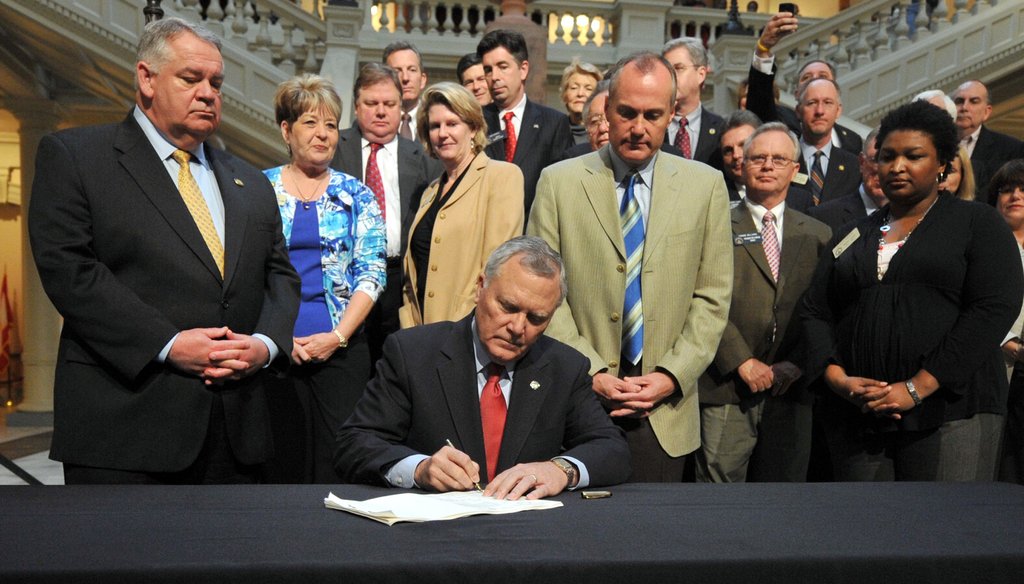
[
  {"left": 156, "top": 333, "right": 179, "bottom": 363},
  {"left": 752, "top": 52, "right": 775, "bottom": 74},
  {"left": 560, "top": 455, "right": 590, "bottom": 490},
  {"left": 1003, "top": 332, "right": 1020, "bottom": 347},
  {"left": 252, "top": 333, "right": 279, "bottom": 368},
  {"left": 386, "top": 454, "right": 429, "bottom": 488}
]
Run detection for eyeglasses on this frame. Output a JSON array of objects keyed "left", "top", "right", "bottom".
[
  {"left": 745, "top": 155, "right": 795, "bottom": 168},
  {"left": 586, "top": 115, "right": 608, "bottom": 128}
]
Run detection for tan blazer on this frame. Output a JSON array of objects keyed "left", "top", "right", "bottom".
[
  {"left": 399, "top": 152, "right": 524, "bottom": 327},
  {"left": 528, "top": 146, "right": 733, "bottom": 457}
]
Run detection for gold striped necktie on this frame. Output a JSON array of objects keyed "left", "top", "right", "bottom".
[{"left": 171, "top": 149, "right": 224, "bottom": 277}]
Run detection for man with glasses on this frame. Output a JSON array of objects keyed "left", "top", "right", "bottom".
[
  {"left": 561, "top": 81, "right": 610, "bottom": 160},
  {"left": 696, "top": 122, "right": 831, "bottom": 483}
]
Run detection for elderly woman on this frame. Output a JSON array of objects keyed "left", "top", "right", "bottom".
[
  {"left": 939, "top": 146, "right": 976, "bottom": 201},
  {"left": 264, "top": 74, "right": 386, "bottom": 483},
  {"left": 994, "top": 159, "right": 1024, "bottom": 484},
  {"left": 560, "top": 59, "right": 603, "bottom": 145},
  {"left": 802, "top": 101, "right": 1022, "bottom": 481},
  {"left": 401, "top": 82, "right": 524, "bottom": 327}
]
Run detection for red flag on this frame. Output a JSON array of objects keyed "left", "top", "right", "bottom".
[{"left": 0, "top": 270, "right": 11, "bottom": 378}]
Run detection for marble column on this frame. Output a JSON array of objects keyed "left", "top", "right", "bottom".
[{"left": 2, "top": 98, "right": 64, "bottom": 414}]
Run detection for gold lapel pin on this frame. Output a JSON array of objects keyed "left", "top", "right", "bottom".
[
  {"left": 709, "top": 128, "right": 716, "bottom": 135},
  {"left": 838, "top": 165, "right": 845, "bottom": 172},
  {"left": 234, "top": 178, "right": 245, "bottom": 187},
  {"left": 530, "top": 380, "right": 541, "bottom": 390}
]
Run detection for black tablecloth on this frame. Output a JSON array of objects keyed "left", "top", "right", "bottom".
[{"left": 2, "top": 482, "right": 1022, "bottom": 583}]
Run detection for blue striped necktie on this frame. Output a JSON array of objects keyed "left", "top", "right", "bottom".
[{"left": 620, "top": 171, "right": 645, "bottom": 366}]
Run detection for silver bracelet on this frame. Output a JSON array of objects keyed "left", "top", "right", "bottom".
[{"left": 905, "top": 379, "right": 922, "bottom": 407}]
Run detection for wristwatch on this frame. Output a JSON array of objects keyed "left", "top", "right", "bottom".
[
  {"left": 905, "top": 379, "right": 922, "bottom": 407},
  {"left": 551, "top": 457, "right": 579, "bottom": 488},
  {"left": 332, "top": 330, "right": 348, "bottom": 348}
]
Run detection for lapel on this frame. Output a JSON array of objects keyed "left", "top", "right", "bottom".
[
  {"left": 209, "top": 146, "right": 247, "bottom": 289},
  {"left": 335, "top": 127, "right": 365, "bottom": 180},
  {"left": 511, "top": 100, "right": 541, "bottom": 166},
  {"left": 498, "top": 338, "right": 551, "bottom": 471},
  {"left": 733, "top": 205, "right": 775, "bottom": 287},
  {"left": 644, "top": 153, "right": 683, "bottom": 263},
  {"left": 482, "top": 105, "right": 504, "bottom": 160},
  {"left": 113, "top": 115, "right": 222, "bottom": 284},
  {"left": 584, "top": 147, "right": 626, "bottom": 259},
  {"left": 692, "top": 110, "right": 718, "bottom": 163},
  {"left": 824, "top": 149, "right": 852, "bottom": 190},
  {"left": 779, "top": 207, "right": 810, "bottom": 296},
  {"left": 435, "top": 318, "right": 488, "bottom": 466},
  {"left": 439, "top": 152, "right": 487, "bottom": 211},
  {"left": 396, "top": 136, "right": 422, "bottom": 214}
]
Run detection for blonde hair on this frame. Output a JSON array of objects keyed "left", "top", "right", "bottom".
[
  {"left": 559, "top": 58, "right": 603, "bottom": 97},
  {"left": 949, "top": 146, "right": 977, "bottom": 201},
  {"left": 273, "top": 74, "right": 342, "bottom": 126},
  {"left": 416, "top": 82, "right": 488, "bottom": 157}
]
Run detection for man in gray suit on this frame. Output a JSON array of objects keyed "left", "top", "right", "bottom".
[
  {"left": 696, "top": 122, "right": 831, "bottom": 483},
  {"left": 332, "top": 63, "right": 439, "bottom": 371}
]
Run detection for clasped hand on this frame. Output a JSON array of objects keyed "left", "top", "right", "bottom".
[
  {"left": 167, "top": 327, "right": 269, "bottom": 385},
  {"left": 292, "top": 332, "right": 340, "bottom": 365},
  {"left": 413, "top": 445, "right": 568, "bottom": 500},
  {"left": 592, "top": 371, "right": 676, "bottom": 417},
  {"left": 824, "top": 364, "right": 914, "bottom": 420}
]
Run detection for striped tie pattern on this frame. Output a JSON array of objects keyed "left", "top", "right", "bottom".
[
  {"left": 762, "top": 210, "right": 780, "bottom": 281},
  {"left": 172, "top": 149, "right": 224, "bottom": 277},
  {"left": 620, "top": 172, "right": 645, "bottom": 366},
  {"left": 809, "top": 150, "right": 824, "bottom": 205}
]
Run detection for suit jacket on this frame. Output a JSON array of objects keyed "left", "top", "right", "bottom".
[
  {"left": 399, "top": 153, "right": 524, "bottom": 327},
  {"left": 528, "top": 146, "right": 734, "bottom": 457},
  {"left": 28, "top": 113, "right": 300, "bottom": 472},
  {"left": 797, "top": 146, "right": 861, "bottom": 204},
  {"left": 699, "top": 204, "right": 831, "bottom": 405},
  {"left": 483, "top": 99, "right": 574, "bottom": 216},
  {"left": 334, "top": 316, "right": 631, "bottom": 486},
  {"left": 665, "top": 108, "right": 725, "bottom": 171},
  {"left": 807, "top": 188, "right": 875, "bottom": 233},
  {"left": 726, "top": 182, "right": 815, "bottom": 213},
  {"left": 970, "top": 125, "right": 1024, "bottom": 204},
  {"left": 332, "top": 126, "right": 440, "bottom": 259},
  {"left": 746, "top": 65, "right": 863, "bottom": 155}
]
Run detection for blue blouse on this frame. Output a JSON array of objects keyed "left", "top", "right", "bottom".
[{"left": 264, "top": 166, "right": 387, "bottom": 328}]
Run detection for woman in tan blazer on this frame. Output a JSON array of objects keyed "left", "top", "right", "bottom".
[{"left": 400, "top": 83, "right": 524, "bottom": 327}]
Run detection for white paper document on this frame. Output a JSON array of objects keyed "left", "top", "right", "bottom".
[{"left": 324, "top": 490, "right": 563, "bottom": 525}]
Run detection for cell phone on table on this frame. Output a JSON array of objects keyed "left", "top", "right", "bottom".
[{"left": 779, "top": 3, "right": 798, "bottom": 15}]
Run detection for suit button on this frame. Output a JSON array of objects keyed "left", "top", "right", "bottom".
[
  {"left": 439, "top": 212, "right": 446, "bottom": 220},
  {"left": 428, "top": 291, "right": 435, "bottom": 298},
  {"left": 616, "top": 264, "right": 625, "bottom": 273},
  {"left": 221, "top": 301, "right": 229, "bottom": 309},
  {"left": 430, "top": 265, "right": 437, "bottom": 272},
  {"left": 434, "top": 236, "right": 441, "bottom": 243},
  {"left": 610, "top": 312, "right": 620, "bottom": 322},
  {"left": 609, "top": 360, "right": 619, "bottom": 368}
]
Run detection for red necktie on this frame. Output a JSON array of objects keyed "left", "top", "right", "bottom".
[
  {"left": 503, "top": 111, "right": 517, "bottom": 163},
  {"left": 364, "top": 142, "right": 386, "bottom": 220},
  {"left": 675, "top": 117, "right": 691, "bottom": 159},
  {"left": 480, "top": 363, "right": 507, "bottom": 482}
]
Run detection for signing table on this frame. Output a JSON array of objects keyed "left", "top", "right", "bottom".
[{"left": 1, "top": 482, "right": 1022, "bottom": 583}]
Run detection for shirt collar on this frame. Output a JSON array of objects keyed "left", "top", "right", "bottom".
[
  {"left": 361, "top": 133, "right": 400, "bottom": 155},
  {"left": 608, "top": 146, "right": 657, "bottom": 187},
  {"left": 133, "top": 106, "right": 209, "bottom": 167},
  {"left": 500, "top": 92, "right": 528, "bottom": 121},
  {"left": 744, "top": 197, "right": 785, "bottom": 227}
]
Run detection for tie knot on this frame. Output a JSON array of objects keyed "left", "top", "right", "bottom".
[
  {"left": 369, "top": 142, "right": 383, "bottom": 153},
  {"left": 764, "top": 210, "right": 776, "bottom": 224},
  {"left": 171, "top": 149, "right": 192, "bottom": 165},
  {"left": 503, "top": 111, "right": 515, "bottom": 123},
  {"left": 814, "top": 150, "right": 823, "bottom": 161},
  {"left": 681, "top": 117, "right": 689, "bottom": 127}
]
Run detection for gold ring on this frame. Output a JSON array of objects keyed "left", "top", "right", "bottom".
[{"left": 529, "top": 474, "right": 537, "bottom": 482}]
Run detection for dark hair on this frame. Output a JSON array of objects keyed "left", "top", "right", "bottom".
[
  {"left": 354, "top": 62, "right": 402, "bottom": 100},
  {"left": 382, "top": 41, "right": 422, "bottom": 68},
  {"left": 477, "top": 29, "right": 528, "bottom": 64},
  {"left": 991, "top": 159, "right": 1024, "bottom": 197},
  {"left": 877, "top": 100, "right": 959, "bottom": 168},
  {"left": 608, "top": 51, "right": 676, "bottom": 109},
  {"left": 456, "top": 52, "right": 482, "bottom": 81},
  {"left": 723, "top": 109, "right": 761, "bottom": 133},
  {"left": 797, "top": 59, "right": 836, "bottom": 81}
]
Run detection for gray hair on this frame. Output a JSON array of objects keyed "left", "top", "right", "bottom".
[
  {"left": 137, "top": 17, "right": 221, "bottom": 72},
  {"left": 483, "top": 236, "right": 567, "bottom": 305},
  {"left": 743, "top": 121, "right": 800, "bottom": 160},
  {"left": 913, "top": 89, "right": 957, "bottom": 120},
  {"left": 796, "top": 77, "right": 842, "bottom": 105},
  {"left": 862, "top": 126, "right": 880, "bottom": 156},
  {"left": 582, "top": 80, "right": 611, "bottom": 120},
  {"left": 723, "top": 109, "right": 762, "bottom": 133},
  {"left": 382, "top": 41, "right": 423, "bottom": 68},
  {"left": 661, "top": 37, "right": 708, "bottom": 68}
]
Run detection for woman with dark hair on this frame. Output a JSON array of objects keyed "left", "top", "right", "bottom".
[
  {"left": 994, "top": 159, "right": 1024, "bottom": 484},
  {"left": 803, "top": 100, "right": 1022, "bottom": 481}
]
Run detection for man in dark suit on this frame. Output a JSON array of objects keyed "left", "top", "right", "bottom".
[
  {"left": 335, "top": 236, "right": 630, "bottom": 499},
  {"left": 952, "top": 80, "right": 1024, "bottom": 204},
  {"left": 746, "top": 12, "right": 863, "bottom": 156},
  {"left": 332, "top": 63, "right": 439, "bottom": 371},
  {"left": 794, "top": 78, "right": 861, "bottom": 205},
  {"left": 661, "top": 37, "right": 725, "bottom": 171},
  {"left": 28, "top": 18, "right": 300, "bottom": 484},
  {"left": 696, "top": 122, "right": 831, "bottom": 483},
  {"left": 478, "top": 30, "right": 574, "bottom": 216},
  {"left": 808, "top": 126, "right": 887, "bottom": 232}
]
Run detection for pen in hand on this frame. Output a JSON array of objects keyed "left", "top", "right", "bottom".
[{"left": 445, "top": 439, "right": 484, "bottom": 492}]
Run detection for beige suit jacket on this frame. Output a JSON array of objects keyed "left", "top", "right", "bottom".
[
  {"left": 528, "top": 146, "right": 733, "bottom": 456},
  {"left": 399, "top": 152, "right": 524, "bottom": 327}
]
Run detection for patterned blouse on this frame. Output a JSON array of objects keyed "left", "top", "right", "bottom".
[{"left": 264, "top": 166, "right": 386, "bottom": 327}]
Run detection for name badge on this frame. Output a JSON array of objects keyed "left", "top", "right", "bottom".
[
  {"left": 832, "top": 228, "right": 860, "bottom": 258},
  {"left": 486, "top": 131, "right": 505, "bottom": 146},
  {"left": 792, "top": 173, "right": 809, "bottom": 185},
  {"left": 734, "top": 232, "right": 763, "bottom": 246}
]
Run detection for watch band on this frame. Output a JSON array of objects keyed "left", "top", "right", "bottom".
[
  {"left": 551, "top": 457, "right": 578, "bottom": 488},
  {"left": 906, "top": 379, "right": 922, "bottom": 407}
]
